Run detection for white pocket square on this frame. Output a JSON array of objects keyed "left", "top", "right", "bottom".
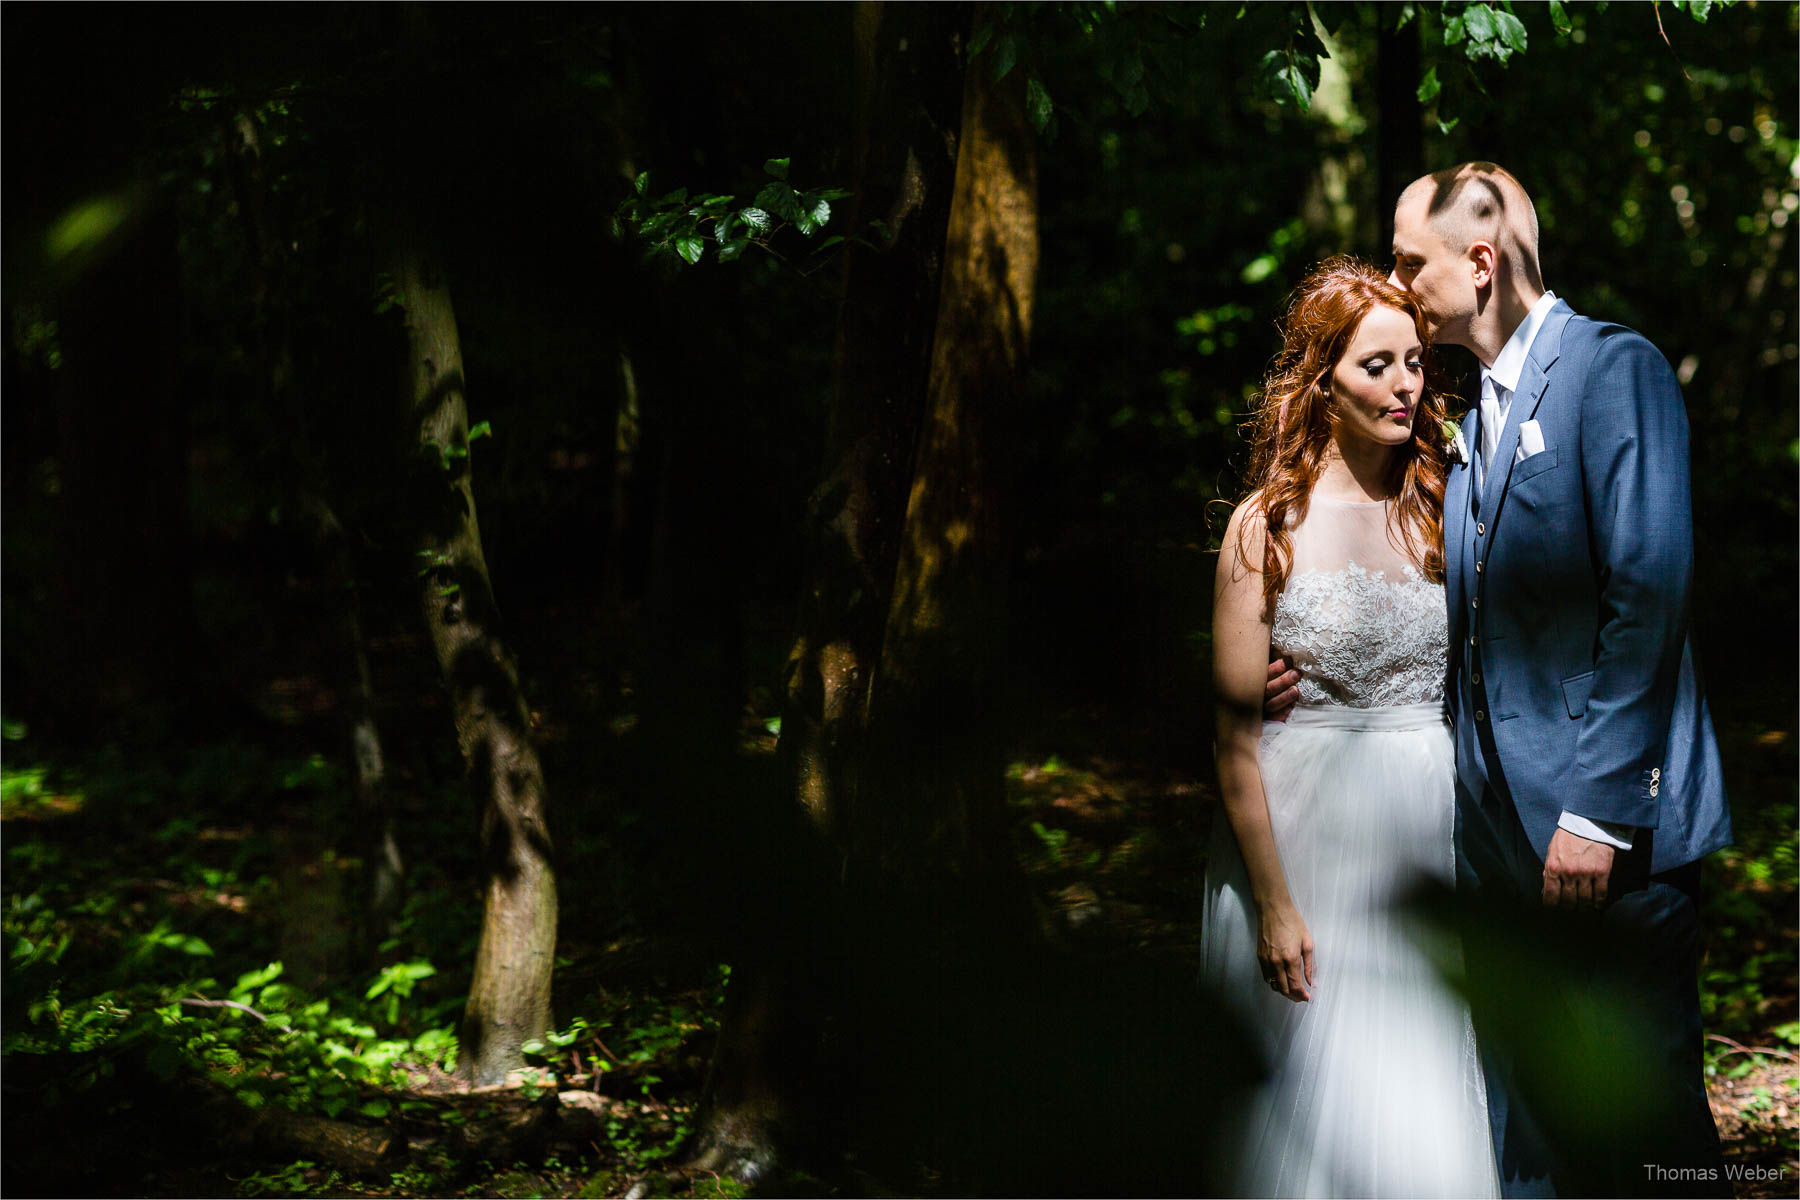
[{"left": 1515, "top": 419, "right": 1547, "bottom": 462}]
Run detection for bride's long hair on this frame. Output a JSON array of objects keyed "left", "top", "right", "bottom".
[{"left": 1237, "top": 257, "right": 1455, "bottom": 615}]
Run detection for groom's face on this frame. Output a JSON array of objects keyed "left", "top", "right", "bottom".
[{"left": 1389, "top": 197, "right": 1475, "bottom": 350}]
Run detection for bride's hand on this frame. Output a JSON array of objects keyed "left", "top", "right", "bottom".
[{"left": 1256, "top": 904, "right": 1316, "bottom": 1003}]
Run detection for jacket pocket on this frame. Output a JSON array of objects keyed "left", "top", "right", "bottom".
[
  {"left": 1561, "top": 670, "right": 1594, "bottom": 719},
  {"left": 1510, "top": 446, "right": 1560, "bottom": 486}
]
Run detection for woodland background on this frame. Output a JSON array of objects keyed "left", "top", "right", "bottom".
[{"left": 2, "top": 3, "right": 1795, "bottom": 1197}]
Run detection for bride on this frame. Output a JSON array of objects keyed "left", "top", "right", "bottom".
[{"left": 1202, "top": 258, "right": 1498, "bottom": 1197}]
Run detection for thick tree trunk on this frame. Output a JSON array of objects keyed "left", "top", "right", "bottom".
[
  {"left": 856, "top": 32, "right": 1038, "bottom": 900},
  {"left": 779, "top": 0, "right": 968, "bottom": 842},
  {"left": 687, "top": 3, "right": 970, "bottom": 1179},
  {"left": 831, "top": 41, "right": 1041, "bottom": 1186},
  {"left": 392, "top": 240, "right": 558, "bottom": 1087}
]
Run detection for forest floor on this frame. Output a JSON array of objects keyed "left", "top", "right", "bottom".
[{"left": 2, "top": 676, "right": 1793, "bottom": 1198}]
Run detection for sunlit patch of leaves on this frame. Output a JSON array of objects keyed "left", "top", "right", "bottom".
[{"left": 615, "top": 158, "right": 854, "bottom": 272}]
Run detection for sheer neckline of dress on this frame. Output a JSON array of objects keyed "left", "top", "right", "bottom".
[
  {"left": 1308, "top": 493, "right": 1395, "bottom": 507},
  {"left": 1290, "top": 560, "right": 1429, "bottom": 582}
]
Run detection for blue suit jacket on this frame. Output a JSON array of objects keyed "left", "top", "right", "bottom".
[{"left": 1445, "top": 300, "right": 1732, "bottom": 875}]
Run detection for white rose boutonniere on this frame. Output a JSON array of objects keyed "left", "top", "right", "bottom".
[{"left": 1441, "top": 419, "right": 1469, "bottom": 466}]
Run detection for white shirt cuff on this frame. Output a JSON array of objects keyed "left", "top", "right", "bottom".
[{"left": 1557, "top": 811, "right": 1636, "bottom": 850}]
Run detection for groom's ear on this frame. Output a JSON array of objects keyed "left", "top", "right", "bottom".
[
  {"left": 1468, "top": 240, "right": 1498, "bottom": 289},
  {"left": 1468, "top": 239, "right": 1497, "bottom": 287}
]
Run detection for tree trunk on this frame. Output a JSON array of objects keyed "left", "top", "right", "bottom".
[
  {"left": 392, "top": 239, "right": 558, "bottom": 1087},
  {"left": 780, "top": 0, "right": 969, "bottom": 844},
  {"left": 687, "top": 2, "right": 970, "bottom": 1179},
  {"left": 856, "top": 29, "right": 1038, "bottom": 901},
  {"left": 832, "top": 38, "right": 1041, "bottom": 1186}
]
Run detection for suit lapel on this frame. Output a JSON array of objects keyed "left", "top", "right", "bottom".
[
  {"left": 1477, "top": 302, "right": 1573, "bottom": 523},
  {"left": 1445, "top": 407, "right": 1477, "bottom": 615}
]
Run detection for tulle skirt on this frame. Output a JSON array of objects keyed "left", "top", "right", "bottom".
[{"left": 1202, "top": 703, "right": 1498, "bottom": 1198}]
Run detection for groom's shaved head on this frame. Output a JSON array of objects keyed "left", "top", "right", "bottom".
[{"left": 1398, "top": 162, "right": 1544, "bottom": 292}]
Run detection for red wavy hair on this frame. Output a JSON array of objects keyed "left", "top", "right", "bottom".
[{"left": 1236, "top": 257, "right": 1456, "bottom": 615}]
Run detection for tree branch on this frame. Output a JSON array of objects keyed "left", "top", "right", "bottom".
[
  {"left": 1705, "top": 1033, "right": 1800, "bottom": 1064},
  {"left": 181, "top": 996, "right": 271, "bottom": 1024}
]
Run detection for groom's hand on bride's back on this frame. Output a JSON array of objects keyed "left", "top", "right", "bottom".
[{"left": 1264, "top": 656, "right": 1300, "bottom": 720}]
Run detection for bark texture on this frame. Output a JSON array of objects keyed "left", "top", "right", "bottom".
[
  {"left": 781, "top": 0, "right": 970, "bottom": 842},
  {"left": 857, "top": 35, "right": 1039, "bottom": 894},
  {"left": 688, "top": 3, "right": 971, "bottom": 1179},
  {"left": 393, "top": 241, "right": 558, "bottom": 1087}
]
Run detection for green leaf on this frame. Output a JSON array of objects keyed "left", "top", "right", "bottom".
[
  {"left": 814, "top": 235, "right": 846, "bottom": 253},
  {"left": 466, "top": 420, "right": 492, "bottom": 442},
  {"left": 802, "top": 194, "right": 831, "bottom": 231},
  {"left": 1546, "top": 0, "right": 1571, "bottom": 32},
  {"left": 755, "top": 181, "right": 804, "bottom": 224},
  {"left": 674, "top": 236, "right": 705, "bottom": 265},
  {"left": 762, "top": 157, "right": 790, "bottom": 180},
  {"left": 1444, "top": 13, "right": 1466, "bottom": 44},
  {"left": 1026, "top": 75, "right": 1053, "bottom": 132},
  {"left": 1260, "top": 50, "right": 1314, "bottom": 109},
  {"left": 437, "top": 583, "right": 460, "bottom": 599},
  {"left": 715, "top": 213, "right": 735, "bottom": 244},
  {"left": 232, "top": 962, "right": 284, "bottom": 999},
  {"left": 633, "top": 171, "right": 651, "bottom": 196},
  {"left": 1492, "top": 9, "right": 1527, "bottom": 53},
  {"left": 1417, "top": 65, "right": 1441, "bottom": 105},
  {"left": 967, "top": 21, "right": 995, "bottom": 58},
  {"left": 1676, "top": 0, "right": 1713, "bottom": 21},
  {"left": 718, "top": 237, "right": 752, "bottom": 263},
  {"left": 1462, "top": 4, "right": 1497, "bottom": 44},
  {"left": 991, "top": 31, "right": 1018, "bottom": 81},
  {"left": 1437, "top": 115, "right": 1461, "bottom": 135},
  {"left": 738, "top": 207, "right": 772, "bottom": 233}
]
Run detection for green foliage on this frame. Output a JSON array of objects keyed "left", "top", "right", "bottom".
[
  {"left": 2, "top": 749, "right": 465, "bottom": 1128},
  {"left": 232, "top": 1159, "right": 335, "bottom": 1197},
  {"left": 1442, "top": 2, "right": 1530, "bottom": 65},
  {"left": 1028, "top": 820, "right": 1070, "bottom": 862},
  {"left": 424, "top": 418, "right": 494, "bottom": 472},
  {"left": 615, "top": 159, "right": 853, "bottom": 269},
  {"left": 365, "top": 959, "right": 438, "bottom": 1025},
  {"left": 8, "top": 306, "right": 64, "bottom": 371}
]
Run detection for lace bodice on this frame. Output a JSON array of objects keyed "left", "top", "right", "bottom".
[{"left": 1272, "top": 496, "right": 1447, "bottom": 708}]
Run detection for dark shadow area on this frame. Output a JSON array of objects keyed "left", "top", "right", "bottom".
[{"left": 2, "top": 3, "right": 1793, "bottom": 1197}]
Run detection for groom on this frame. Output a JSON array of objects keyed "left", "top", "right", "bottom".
[{"left": 1269, "top": 162, "right": 1733, "bottom": 1197}]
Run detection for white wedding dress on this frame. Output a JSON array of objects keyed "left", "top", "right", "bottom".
[{"left": 1202, "top": 496, "right": 1499, "bottom": 1198}]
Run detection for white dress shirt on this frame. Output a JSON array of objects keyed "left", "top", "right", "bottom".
[{"left": 1477, "top": 291, "right": 1636, "bottom": 853}]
